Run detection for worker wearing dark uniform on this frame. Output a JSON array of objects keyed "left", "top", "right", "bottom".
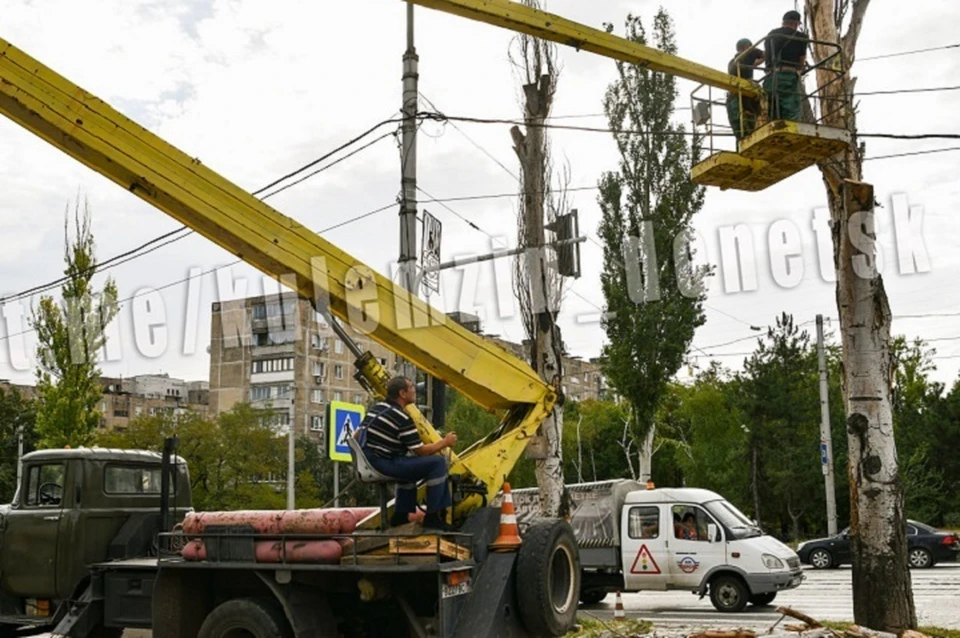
[
  {"left": 764, "top": 10, "right": 810, "bottom": 121},
  {"left": 358, "top": 376, "right": 458, "bottom": 530},
  {"left": 726, "top": 38, "right": 764, "bottom": 140}
]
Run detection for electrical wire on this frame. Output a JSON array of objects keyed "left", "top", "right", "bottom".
[
  {"left": 0, "top": 201, "right": 398, "bottom": 345},
  {"left": 865, "top": 146, "right": 960, "bottom": 162},
  {"left": 424, "top": 112, "right": 960, "bottom": 142},
  {"left": 858, "top": 43, "right": 960, "bottom": 62},
  {"left": 0, "top": 118, "right": 404, "bottom": 309},
  {"left": 858, "top": 86, "right": 960, "bottom": 96}
]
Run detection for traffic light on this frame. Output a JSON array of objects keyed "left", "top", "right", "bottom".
[{"left": 546, "top": 209, "right": 581, "bottom": 278}]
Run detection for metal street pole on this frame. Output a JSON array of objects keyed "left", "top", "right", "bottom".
[
  {"left": 817, "top": 314, "right": 838, "bottom": 536},
  {"left": 399, "top": 3, "right": 419, "bottom": 294}
]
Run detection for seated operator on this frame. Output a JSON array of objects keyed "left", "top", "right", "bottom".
[{"left": 358, "top": 376, "right": 458, "bottom": 531}]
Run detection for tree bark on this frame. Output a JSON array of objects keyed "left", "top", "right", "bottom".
[
  {"left": 805, "top": 0, "right": 916, "bottom": 630},
  {"left": 751, "top": 443, "right": 761, "bottom": 522},
  {"left": 512, "top": 72, "right": 567, "bottom": 518},
  {"left": 638, "top": 424, "right": 655, "bottom": 483}
]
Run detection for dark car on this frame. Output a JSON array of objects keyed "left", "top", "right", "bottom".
[{"left": 797, "top": 520, "right": 959, "bottom": 569}]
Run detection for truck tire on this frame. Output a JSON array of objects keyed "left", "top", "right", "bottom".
[
  {"left": 198, "top": 597, "right": 292, "bottom": 638},
  {"left": 579, "top": 589, "right": 607, "bottom": 605},
  {"left": 709, "top": 574, "right": 749, "bottom": 613},
  {"left": 516, "top": 519, "right": 581, "bottom": 636}
]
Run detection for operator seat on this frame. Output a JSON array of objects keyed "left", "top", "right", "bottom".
[{"left": 346, "top": 436, "right": 397, "bottom": 531}]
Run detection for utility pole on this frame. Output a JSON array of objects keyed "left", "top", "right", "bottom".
[
  {"left": 399, "top": 3, "right": 419, "bottom": 295},
  {"left": 816, "top": 315, "right": 838, "bottom": 536}
]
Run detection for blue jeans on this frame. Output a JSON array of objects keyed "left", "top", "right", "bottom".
[{"left": 364, "top": 451, "right": 451, "bottom": 514}]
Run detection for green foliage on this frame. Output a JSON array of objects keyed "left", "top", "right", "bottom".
[
  {"left": 597, "top": 9, "right": 706, "bottom": 456},
  {"left": 32, "top": 198, "right": 119, "bottom": 449},
  {"left": 0, "top": 388, "right": 37, "bottom": 502},
  {"left": 100, "top": 404, "right": 306, "bottom": 511}
]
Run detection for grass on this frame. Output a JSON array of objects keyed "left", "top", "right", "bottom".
[
  {"left": 570, "top": 616, "right": 654, "bottom": 637},
  {"left": 818, "top": 620, "right": 960, "bottom": 638}
]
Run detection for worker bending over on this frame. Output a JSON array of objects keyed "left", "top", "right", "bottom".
[
  {"left": 358, "top": 376, "right": 458, "bottom": 530},
  {"left": 764, "top": 10, "right": 810, "bottom": 121}
]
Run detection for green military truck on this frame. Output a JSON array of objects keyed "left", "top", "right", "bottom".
[{"left": 0, "top": 442, "right": 190, "bottom": 637}]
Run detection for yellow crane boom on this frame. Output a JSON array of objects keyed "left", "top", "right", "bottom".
[
  {"left": 0, "top": 36, "right": 554, "bottom": 515},
  {"left": 407, "top": 0, "right": 759, "bottom": 98}
]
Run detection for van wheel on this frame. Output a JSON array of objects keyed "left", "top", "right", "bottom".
[
  {"left": 198, "top": 597, "right": 292, "bottom": 638},
  {"left": 579, "top": 589, "right": 607, "bottom": 605},
  {"left": 709, "top": 574, "right": 749, "bottom": 613},
  {"left": 749, "top": 592, "right": 777, "bottom": 607},
  {"left": 516, "top": 519, "right": 581, "bottom": 636}
]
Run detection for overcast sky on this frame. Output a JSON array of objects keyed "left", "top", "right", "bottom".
[{"left": 0, "top": 0, "right": 958, "bottom": 388}]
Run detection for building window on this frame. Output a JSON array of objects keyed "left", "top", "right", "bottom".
[
  {"left": 334, "top": 364, "right": 344, "bottom": 380},
  {"left": 252, "top": 304, "right": 267, "bottom": 319},
  {"left": 378, "top": 357, "right": 388, "bottom": 367},
  {"left": 584, "top": 373, "right": 591, "bottom": 383},
  {"left": 311, "top": 415, "right": 325, "bottom": 431},
  {"left": 334, "top": 391, "right": 342, "bottom": 402},
  {"left": 270, "top": 412, "right": 291, "bottom": 427},
  {"left": 313, "top": 362, "right": 326, "bottom": 378},
  {"left": 334, "top": 339, "right": 344, "bottom": 355},
  {"left": 135, "top": 407, "right": 143, "bottom": 417},
  {"left": 275, "top": 385, "right": 292, "bottom": 399},
  {"left": 252, "top": 357, "right": 295, "bottom": 374},
  {"left": 251, "top": 386, "right": 271, "bottom": 401},
  {"left": 353, "top": 394, "right": 363, "bottom": 404},
  {"left": 311, "top": 389, "right": 324, "bottom": 404}
]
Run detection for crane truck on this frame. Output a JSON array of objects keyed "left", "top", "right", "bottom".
[{"left": 0, "top": 1, "right": 849, "bottom": 636}]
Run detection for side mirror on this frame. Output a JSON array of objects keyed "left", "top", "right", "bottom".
[{"left": 707, "top": 523, "right": 719, "bottom": 543}]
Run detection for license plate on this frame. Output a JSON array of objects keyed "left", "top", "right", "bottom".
[{"left": 442, "top": 581, "right": 472, "bottom": 599}]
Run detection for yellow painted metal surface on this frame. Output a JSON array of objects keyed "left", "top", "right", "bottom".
[
  {"left": 0, "top": 36, "right": 556, "bottom": 509},
  {"left": 408, "top": 0, "right": 759, "bottom": 98},
  {"left": 692, "top": 121, "right": 851, "bottom": 191},
  {"left": 690, "top": 152, "right": 767, "bottom": 190}
]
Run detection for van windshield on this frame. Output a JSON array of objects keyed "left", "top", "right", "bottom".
[{"left": 705, "top": 500, "right": 762, "bottom": 539}]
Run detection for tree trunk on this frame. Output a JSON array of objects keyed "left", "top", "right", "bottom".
[
  {"left": 638, "top": 425, "right": 655, "bottom": 483},
  {"left": 751, "top": 443, "right": 761, "bottom": 523},
  {"left": 805, "top": 0, "right": 916, "bottom": 629},
  {"left": 513, "top": 73, "right": 566, "bottom": 518}
]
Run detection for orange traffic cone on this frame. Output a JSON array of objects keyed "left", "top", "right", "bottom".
[
  {"left": 614, "top": 591, "right": 625, "bottom": 620},
  {"left": 489, "top": 483, "right": 523, "bottom": 552}
]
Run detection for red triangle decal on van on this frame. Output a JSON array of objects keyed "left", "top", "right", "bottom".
[{"left": 629, "top": 544, "right": 662, "bottom": 575}]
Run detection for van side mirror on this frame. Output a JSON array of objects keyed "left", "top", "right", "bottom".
[{"left": 707, "top": 523, "right": 719, "bottom": 543}]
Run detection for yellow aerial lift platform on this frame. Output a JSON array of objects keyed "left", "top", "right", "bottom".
[{"left": 409, "top": 0, "right": 852, "bottom": 191}]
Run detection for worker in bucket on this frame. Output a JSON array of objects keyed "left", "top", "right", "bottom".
[
  {"left": 763, "top": 10, "right": 810, "bottom": 121},
  {"left": 726, "top": 37, "right": 764, "bottom": 140},
  {"left": 357, "top": 376, "right": 458, "bottom": 531}
]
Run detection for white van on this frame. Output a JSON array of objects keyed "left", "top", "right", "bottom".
[{"left": 505, "top": 480, "right": 804, "bottom": 613}]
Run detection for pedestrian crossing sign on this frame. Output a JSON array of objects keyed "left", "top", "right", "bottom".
[{"left": 328, "top": 401, "right": 365, "bottom": 462}]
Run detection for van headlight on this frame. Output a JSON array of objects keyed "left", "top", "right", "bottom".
[{"left": 762, "top": 554, "right": 785, "bottom": 569}]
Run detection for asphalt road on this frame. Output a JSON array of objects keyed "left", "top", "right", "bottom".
[
  {"left": 37, "top": 563, "right": 959, "bottom": 636},
  {"left": 581, "top": 563, "right": 960, "bottom": 630}
]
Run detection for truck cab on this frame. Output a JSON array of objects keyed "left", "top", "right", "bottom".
[{"left": 0, "top": 448, "right": 190, "bottom": 632}]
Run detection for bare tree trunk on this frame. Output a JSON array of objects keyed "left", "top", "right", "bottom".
[
  {"left": 805, "top": 0, "right": 915, "bottom": 630},
  {"left": 620, "top": 419, "right": 637, "bottom": 481},
  {"left": 510, "top": 14, "right": 567, "bottom": 517},
  {"left": 751, "top": 443, "right": 761, "bottom": 523},
  {"left": 787, "top": 498, "right": 804, "bottom": 542},
  {"left": 638, "top": 425, "right": 655, "bottom": 483}
]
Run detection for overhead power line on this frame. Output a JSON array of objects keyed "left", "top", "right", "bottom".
[
  {"left": 858, "top": 43, "right": 960, "bottom": 62},
  {"left": 0, "top": 117, "right": 403, "bottom": 308},
  {"left": 0, "top": 200, "right": 398, "bottom": 345},
  {"left": 857, "top": 85, "right": 960, "bottom": 96}
]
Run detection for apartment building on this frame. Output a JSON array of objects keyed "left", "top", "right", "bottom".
[
  {"left": 208, "top": 294, "right": 398, "bottom": 441},
  {"left": 1, "top": 376, "right": 209, "bottom": 431}
]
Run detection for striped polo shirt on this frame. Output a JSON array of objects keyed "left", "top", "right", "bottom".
[{"left": 361, "top": 400, "right": 422, "bottom": 458}]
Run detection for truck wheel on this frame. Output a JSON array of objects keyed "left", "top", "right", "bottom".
[
  {"left": 709, "top": 574, "right": 749, "bottom": 613},
  {"left": 579, "top": 589, "right": 607, "bottom": 605},
  {"left": 198, "top": 598, "right": 292, "bottom": 638},
  {"left": 516, "top": 519, "right": 581, "bottom": 636},
  {"left": 749, "top": 592, "right": 777, "bottom": 607}
]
